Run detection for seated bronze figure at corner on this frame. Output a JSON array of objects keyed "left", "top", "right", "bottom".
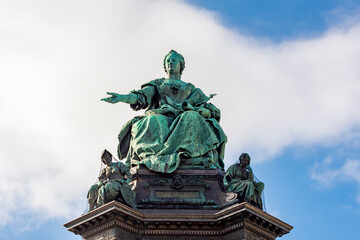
[
  {"left": 87, "top": 150, "right": 135, "bottom": 211},
  {"left": 223, "top": 153, "right": 264, "bottom": 209}
]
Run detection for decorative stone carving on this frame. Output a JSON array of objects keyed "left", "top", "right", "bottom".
[{"left": 169, "top": 175, "right": 184, "bottom": 189}]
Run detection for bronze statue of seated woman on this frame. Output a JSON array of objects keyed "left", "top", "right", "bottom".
[
  {"left": 101, "top": 50, "right": 227, "bottom": 173},
  {"left": 223, "top": 153, "right": 264, "bottom": 209}
]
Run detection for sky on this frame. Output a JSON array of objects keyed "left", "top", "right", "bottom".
[{"left": 1, "top": 0, "right": 360, "bottom": 239}]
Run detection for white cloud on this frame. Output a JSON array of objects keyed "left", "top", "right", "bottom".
[
  {"left": 310, "top": 158, "right": 359, "bottom": 187},
  {"left": 1, "top": 0, "right": 360, "bottom": 227},
  {"left": 310, "top": 157, "right": 360, "bottom": 202}
]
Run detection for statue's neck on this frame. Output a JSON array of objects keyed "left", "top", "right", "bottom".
[{"left": 167, "top": 72, "right": 181, "bottom": 80}]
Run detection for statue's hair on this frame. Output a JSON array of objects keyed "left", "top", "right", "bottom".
[
  {"left": 239, "top": 153, "right": 251, "bottom": 164},
  {"left": 163, "top": 49, "right": 185, "bottom": 75}
]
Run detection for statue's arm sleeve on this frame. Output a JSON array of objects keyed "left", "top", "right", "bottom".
[
  {"left": 129, "top": 85, "right": 156, "bottom": 111},
  {"left": 118, "top": 162, "right": 131, "bottom": 176},
  {"left": 185, "top": 86, "right": 221, "bottom": 121},
  {"left": 185, "top": 86, "right": 209, "bottom": 108}
]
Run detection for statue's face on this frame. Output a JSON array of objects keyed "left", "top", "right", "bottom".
[
  {"left": 165, "top": 54, "right": 181, "bottom": 75},
  {"left": 239, "top": 157, "right": 249, "bottom": 167}
]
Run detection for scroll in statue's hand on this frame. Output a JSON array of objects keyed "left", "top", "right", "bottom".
[
  {"left": 197, "top": 108, "right": 211, "bottom": 118},
  {"left": 101, "top": 92, "right": 121, "bottom": 104}
]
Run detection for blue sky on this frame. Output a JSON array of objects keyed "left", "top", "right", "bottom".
[
  {"left": 1, "top": 0, "right": 360, "bottom": 239},
  {"left": 190, "top": 0, "right": 359, "bottom": 40}
]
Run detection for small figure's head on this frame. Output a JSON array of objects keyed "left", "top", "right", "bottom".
[
  {"left": 101, "top": 149, "right": 112, "bottom": 165},
  {"left": 163, "top": 50, "right": 185, "bottom": 75},
  {"left": 239, "top": 153, "right": 251, "bottom": 167}
]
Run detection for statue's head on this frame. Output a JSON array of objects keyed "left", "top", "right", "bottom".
[
  {"left": 163, "top": 50, "right": 185, "bottom": 75},
  {"left": 101, "top": 149, "right": 112, "bottom": 164},
  {"left": 239, "top": 153, "right": 251, "bottom": 166}
]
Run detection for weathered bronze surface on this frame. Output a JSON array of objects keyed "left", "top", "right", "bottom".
[
  {"left": 101, "top": 50, "right": 227, "bottom": 173},
  {"left": 224, "top": 153, "right": 264, "bottom": 209},
  {"left": 87, "top": 150, "right": 135, "bottom": 210}
]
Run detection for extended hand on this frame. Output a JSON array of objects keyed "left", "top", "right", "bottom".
[
  {"left": 197, "top": 108, "right": 211, "bottom": 118},
  {"left": 101, "top": 92, "right": 121, "bottom": 104}
]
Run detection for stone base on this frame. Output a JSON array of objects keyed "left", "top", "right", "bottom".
[
  {"left": 131, "top": 167, "right": 237, "bottom": 209},
  {"left": 64, "top": 201, "right": 292, "bottom": 240}
]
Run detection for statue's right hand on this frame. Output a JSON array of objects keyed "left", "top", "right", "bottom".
[
  {"left": 197, "top": 108, "right": 211, "bottom": 118},
  {"left": 101, "top": 92, "right": 121, "bottom": 104}
]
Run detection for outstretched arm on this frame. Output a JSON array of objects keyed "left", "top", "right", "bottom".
[{"left": 101, "top": 92, "right": 138, "bottom": 104}]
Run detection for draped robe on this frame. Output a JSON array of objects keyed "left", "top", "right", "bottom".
[{"left": 117, "top": 78, "right": 227, "bottom": 173}]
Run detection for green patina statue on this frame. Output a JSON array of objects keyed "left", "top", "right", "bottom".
[
  {"left": 87, "top": 150, "right": 135, "bottom": 210},
  {"left": 223, "top": 153, "right": 264, "bottom": 209},
  {"left": 101, "top": 50, "right": 227, "bottom": 173}
]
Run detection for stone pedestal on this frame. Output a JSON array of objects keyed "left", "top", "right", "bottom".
[
  {"left": 65, "top": 167, "right": 292, "bottom": 239},
  {"left": 64, "top": 201, "right": 292, "bottom": 240}
]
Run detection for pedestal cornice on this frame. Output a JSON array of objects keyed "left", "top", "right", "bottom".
[{"left": 64, "top": 201, "right": 292, "bottom": 239}]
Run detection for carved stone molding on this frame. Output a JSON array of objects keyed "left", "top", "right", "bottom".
[{"left": 64, "top": 201, "right": 292, "bottom": 240}]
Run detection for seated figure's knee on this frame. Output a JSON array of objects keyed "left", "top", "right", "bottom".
[
  {"left": 256, "top": 182, "right": 265, "bottom": 192},
  {"left": 87, "top": 184, "right": 98, "bottom": 198}
]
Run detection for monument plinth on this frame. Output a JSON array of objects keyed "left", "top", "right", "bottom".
[{"left": 64, "top": 201, "right": 292, "bottom": 240}]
